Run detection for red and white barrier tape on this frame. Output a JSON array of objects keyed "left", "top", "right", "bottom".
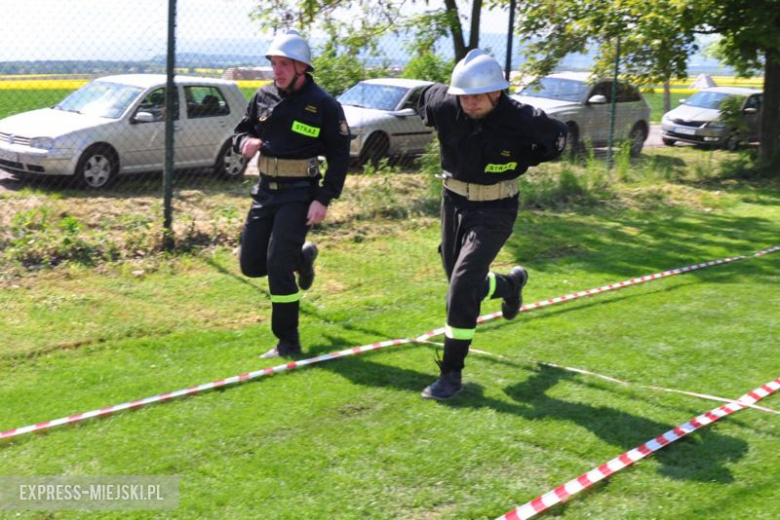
[
  {"left": 465, "top": 348, "right": 780, "bottom": 415},
  {"left": 0, "top": 339, "right": 411, "bottom": 441},
  {"left": 495, "top": 377, "right": 780, "bottom": 520},
  {"left": 2, "top": 245, "right": 778, "bottom": 441}
]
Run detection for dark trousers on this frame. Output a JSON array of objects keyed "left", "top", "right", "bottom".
[
  {"left": 439, "top": 189, "right": 519, "bottom": 373},
  {"left": 240, "top": 200, "right": 310, "bottom": 345}
]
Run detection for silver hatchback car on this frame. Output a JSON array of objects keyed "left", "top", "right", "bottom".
[
  {"left": 0, "top": 74, "right": 248, "bottom": 188},
  {"left": 512, "top": 72, "right": 651, "bottom": 156},
  {"left": 661, "top": 87, "right": 762, "bottom": 150}
]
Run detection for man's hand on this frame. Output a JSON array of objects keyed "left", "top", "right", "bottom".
[
  {"left": 306, "top": 200, "right": 328, "bottom": 226},
  {"left": 241, "top": 137, "right": 262, "bottom": 158}
]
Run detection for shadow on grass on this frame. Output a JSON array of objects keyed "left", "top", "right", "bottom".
[
  {"left": 317, "top": 339, "right": 747, "bottom": 484},
  {"left": 507, "top": 207, "right": 779, "bottom": 283},
  {"left": 500, "top": 365, "right": 747, "bottom": 484}
]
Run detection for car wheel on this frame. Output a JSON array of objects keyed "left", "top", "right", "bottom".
[
  {"left": 76, "top": 145, "right": 118, "bottom": 189},
  {"left": 662, "top": 137, "right": 677, "bottom": 147},
  {"left": 214, "top": 141, "right": 248, "bottom": 180},
  {"left": 359, "top": 132, "right": 390, "bottom": 166},
  {"left": 628, "top": 123, "right": 648, "bottom": 157},
  {"left": 723, "top": 134, "right": 740, "bottom": 152}
]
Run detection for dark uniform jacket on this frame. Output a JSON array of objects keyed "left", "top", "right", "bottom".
[
  {"left": 418, "top": 83, "right": 567, "bottom": 185},
  {"left": 233, "top": 74, "right": 351, "bottom": 206}
]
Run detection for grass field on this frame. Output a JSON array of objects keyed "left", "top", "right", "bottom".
[{"left": 1, "top": 148, "right": 779, "bottom": 518}]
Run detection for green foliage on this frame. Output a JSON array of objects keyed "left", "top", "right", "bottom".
[
  {"left": 312, "top": 49, "right": 389, "bottom": 97},
  {"left": 400, "top": 52, "right": 453, "bottom": 84}
]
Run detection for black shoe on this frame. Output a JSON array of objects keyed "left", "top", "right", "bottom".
[
  {"left": 421, "top": 372, "right": 463, "bottom": 400},
  {"left": 297, "top": 242, "right": 318, "bottom": 291},
  {"left": 260, "top": 342, "right": 302, "bottom": 359},
  {"left": 502, "top": 266, "right": 529, "bottom": 320}
]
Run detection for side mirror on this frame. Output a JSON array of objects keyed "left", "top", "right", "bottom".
[
  {"left": 587, "top": 94, "right": 607, "bottom": 105},
  {"left": 743, "top": 107, "right": 758, "bottom": 115},
  {"left": 679, "top": 99, "right": 687, "bottom": 105},
  {"left": 391, "top": 108, "right": 417, "bottom": 117},
  {"left": 132, "top": 111, "right": 156, "bottom": 123}
]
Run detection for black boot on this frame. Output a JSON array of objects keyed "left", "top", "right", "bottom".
[
  {"left": 502, "top": 266, "right": 529, "bottom": 320},
  {"left": 421, "top": 371, "right": 463, "bottom": 400},
  {"left": 260, "top": 340, "right": 302, "bottom": 359},
  {"left": 297, "top": 242, "right": 318, "bottom": 291}
]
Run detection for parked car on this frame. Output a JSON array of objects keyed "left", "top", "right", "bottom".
[
  {"left": 0, "top": 74, "right": 248, "bottom": 188},
  {"left": 660, "top": 87, "right": 762, "bottom": 150},
  {"left": 338, "top": 78, "right": 434, "bottom": 164},
  {"left": 512, "top": 72, "right": 651, "bottom": 156}
]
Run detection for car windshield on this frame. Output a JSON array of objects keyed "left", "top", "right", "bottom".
[
  {"left": 54, "top": 81, "right": 144, "bottom": 119},
  {"left": 520, "top": 78, "right": 589, "bottom": 102},
  {"left": 684, "top": 91, "right": 737, "bottom": 109},
  {"left": 338, "top": 83, "right": 407, "bottom": 111}
]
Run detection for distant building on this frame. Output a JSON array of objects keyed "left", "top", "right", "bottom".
[{"left": 222, "top": 67, "right": 273, "bottom": 81}]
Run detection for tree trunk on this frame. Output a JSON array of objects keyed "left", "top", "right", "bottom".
[
  {"left": 663, "top": 79, "right": 671, "bottom": 114},
  {"left": 443, "top": 0, "right": 467, "bottom": 61},
  {"left": 759, "top": 50, "right": 780, "bottom": 168},
  {"left": 468, "top": 0, "right": 483, "bottom": 51}
]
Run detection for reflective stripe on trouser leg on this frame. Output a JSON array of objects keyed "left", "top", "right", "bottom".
[
  {"left": 270, "top": 292, "right": 301, "bottom": 303},
  {"left": 484, "top": 272, "right": 497, "bottom": 299},
  {"left": 445, "top": 325, "right": 476, "bottom": 340}
]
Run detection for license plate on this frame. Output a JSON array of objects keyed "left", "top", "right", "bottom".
[
  {"left": 0, "top": 147, "right": 18, "bottom": 162},
  {"left": 675, "top": 126, "right": 697, "bottom": 136}
]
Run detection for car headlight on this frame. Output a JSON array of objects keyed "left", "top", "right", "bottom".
[
  {"left": 30, "top": 137, "right": 55, "bottom": 150},
  {"left": 704, "top": 121, "right": 727, "bottom": 129}
]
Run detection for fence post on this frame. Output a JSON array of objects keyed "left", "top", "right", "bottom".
[
  {"left": 163, "top": 0, "right": 177, "bottom": 251},
  {"left": 504, "top": 0, "right": 517, "bottom": 84},
  {"left": 607, "top": 33, "right": 621, "bottom": 172}
]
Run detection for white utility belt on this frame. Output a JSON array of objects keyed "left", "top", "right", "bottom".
[
  {"left": 443, "top": 177, "right": 519, "bottom": 201},
  {"left": 258, "top": 154, "right": 319, "bottom": 178}
]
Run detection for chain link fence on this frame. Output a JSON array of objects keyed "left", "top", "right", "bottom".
[
  {"left": 0, "top": 0, "right": 515, "bottom": 271},
  {"left": 0, "top": 0, "right": 742, "bottom": 275}
]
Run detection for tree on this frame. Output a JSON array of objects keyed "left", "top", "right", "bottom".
[
  {"left": 700, "top": 0, "right": 780, "bottom": 166},
  {"left": 250, "top": 1, "right": 499, "bottom": 65},
  {"left": 515, "top": 0, "right": 780, "bottom": 171}
]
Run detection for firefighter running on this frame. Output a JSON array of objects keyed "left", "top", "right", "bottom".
[
  {"left": 233, "top": 30, "right": 351, "bottom": 359},
  {"left": 417, "top": 49, "right": 567, "bottom": 400}
]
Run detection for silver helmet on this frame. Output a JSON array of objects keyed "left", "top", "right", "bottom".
[
  {"left": 447, "top": 49, "right": 509, "bottom": 95},
  {"left": 265, "top": 29, "right": 314, "bottom": 71}
]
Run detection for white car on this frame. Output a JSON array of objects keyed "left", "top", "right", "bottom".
[
  {"left": 661, "top": 87, "right": 762, "bottom": 150},
  {"left": 512, "top": 72, "right": 651, "bottom": 156},
  {"left": 338, "top": 78, "right": 434, "bottom": 164},
  {"left": 0, "top": 74, "right": 248, "bottom": 188}
]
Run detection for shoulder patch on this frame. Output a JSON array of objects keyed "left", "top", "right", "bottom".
[
  {"left": 339, "top": 120, "right": 350, "bottom": 136},
  {"left": 305, "top": 104, "right": 319, "bottom": 114}
]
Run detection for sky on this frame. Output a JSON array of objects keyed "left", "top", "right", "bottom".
[{"left": 2, "top": 0, "right": 511, "bottom": 62}]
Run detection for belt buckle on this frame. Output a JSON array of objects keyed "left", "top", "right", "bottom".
[
  {"left": 268, "top": 181, "right": 280, "bottom": 190},
  {"left": 307, "top": 161, "right": 318, "bottom": 177}
]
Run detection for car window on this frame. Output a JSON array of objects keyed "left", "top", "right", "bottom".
[
  {"left": 589, "top": 82, "right": 613, "bottom": 103},
  {"left": 401, "top": 88, "right": 423, "bottom": 111},
  {"left": 684, "top": 91, "right": 732, "bottom": 109},
  {"left": 55, "top": 81, "right": 144, "bottom": 119},
  {"left": 338, "top": 83, "right": 408, "bottom": 111},
  {"left": 184, "top": 86, "right": 230, "bottom": 118},
  {"left": 744, "top": 94, "right": 762, "bottom": 111},
  {"left": 520, "top": 78, "right": 589, "bottom": 102},
  {"left": 616, "top": 82, "right": 641, "bottom": 102},
  {"left": 134, "top": 88, "right": 180, "bottom": 122}
]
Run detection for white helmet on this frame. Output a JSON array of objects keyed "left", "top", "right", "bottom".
[
  {"left": 448, "top": 49, "right": 509, "bottom": 95},
  {"left": 265, "top": 29, "right": 314, "bottom": 71}
]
